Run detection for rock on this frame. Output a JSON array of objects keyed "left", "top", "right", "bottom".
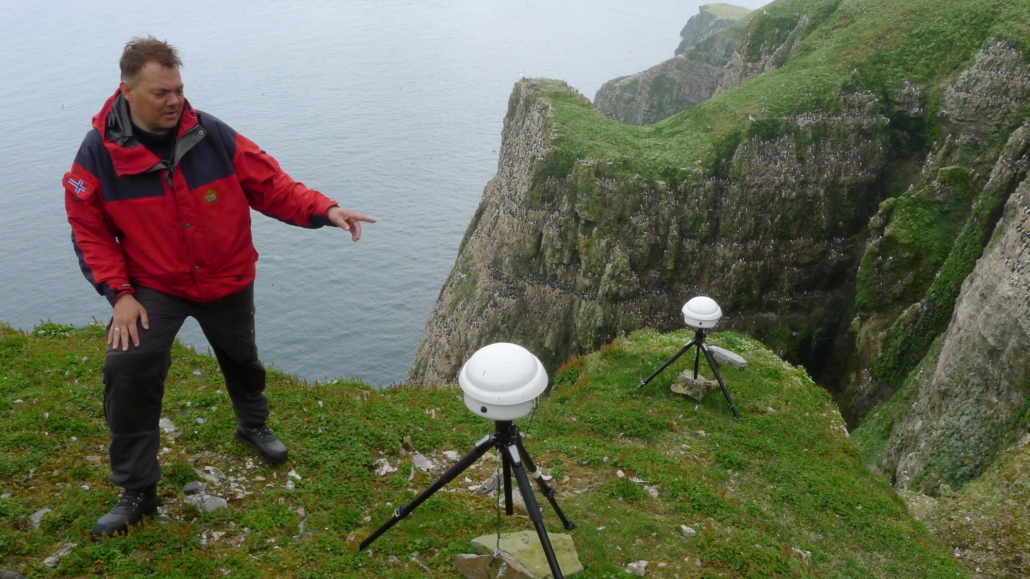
[
  {"left": 287, "top": 469, "right": 302, "bottom": 480},
  {"left": 471, "top": 530, "right": 583, "bottom": 578},
  {"left": 472, "top": 471, "right": 501, "bottom": 495},
  {"left": 184, "top": 494, "right": 228, "bottom": 512},
  {"left": 159, "top": 418, "right": 176, "bottom": 433},
  {"left": 401, "top": 435, "right": 415, "bottom": 452},
  {"left": 0, "top": 570, "right": 28, "bottom": 579},
  {"left": 181, "top": 481, "right": 206, "bottom": 495},
  {"left": 680, "top": 525, "right": 697, "bottom": 537},
  {"left": 43, "top": 542, "right": 77, "bottom": 568},
  {"left": 29, "top": 508, "right": 51, "bottom": 530},
  {"left": 83, "top": 455, "right": 104, "bottom": 464},
  {"left": 196, "top": 466, "right": 227, "bottom": 485},
  {"left": 626, "top": 560, "right": 648, "bottom": 576},
  {"left": 645, "top": 485, "right": 659, "bottom": 499},
  {"left": 412, "top": 453, "right": 435, "bottom": 471},
  {"left": 670, "top": 373, "right": 719, "bottom": 402},
  {"left": 374, "top": 458, "right": 398, "bottom": 477},
  {"left": 791, "top": 547, "right": 812, "bottom": 563},
  {"left": 444, "top": 450, "right": 461, "bottom": 462},
  {"left": 455, "top": 552, "right": 534, "bottom": 579}
]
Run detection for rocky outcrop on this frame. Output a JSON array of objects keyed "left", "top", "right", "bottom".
[
  {"left": 593, "top": 23, "right": 747, "bottom": 126},
  {"left": 412, "top": 78, "right": 892, "bottom": 385},
  {"left": 843, "top": 41, "right": 1030, "bottom": 429},
  {"left": 855, "top": 122, "right": 1030, "bottom": 493},
  {"left": 676, "top": 4, "right": 754, "bottom": 56},
  {"left": 593, "top": 4, "right": 756, "bottom": 125},
  {"left": 593, "top": 2, "right": 833, "bottom": 126}
]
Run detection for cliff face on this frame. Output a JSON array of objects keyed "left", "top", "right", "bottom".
[
  {"left": 415, "top": 0, "right": 1030, "bottom": 523},
  {"left": 593, "top": 5, "right": 754, "bottom": 126},
  {"left": 413, "top": 76, "right": 891, "bottom": 385},
  {"left": 676, "top": 3, "right": 755, "bottom": 56}
]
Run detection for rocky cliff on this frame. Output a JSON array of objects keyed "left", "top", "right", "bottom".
[
  {"left": 677, "top": 3, "right": 754, "bottom": 56},
  {"left": 414, "top": 0, "right": 1030, "bottom": 547},
  {"left": 593, "top": 4, "right": 754, "bottom": 126}
]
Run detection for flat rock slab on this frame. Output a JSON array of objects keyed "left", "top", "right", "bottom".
[
  {"left": 670, "top": 372, "right": 718, "bottom": 401},
  {"left": 455, "top": 553, "right": 534, "bottom": 579},
  {"left": 471, "top": 531, "right": 583, "bottom": 578}
]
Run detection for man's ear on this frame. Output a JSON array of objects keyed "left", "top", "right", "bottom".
[{"left": 119, "top": 80, "right": 134, "bottom": 104}]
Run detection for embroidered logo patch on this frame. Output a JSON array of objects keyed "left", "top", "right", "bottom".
[
  {"left": 68, "top": 177, "right": 87, "bottom": 195},
  {"left": 204, "top": 190, "right": 218, "bottom": 203}
]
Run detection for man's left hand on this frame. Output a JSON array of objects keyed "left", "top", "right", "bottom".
[{"left": 327, "top": 206, "right": 376, "bottom": 242}]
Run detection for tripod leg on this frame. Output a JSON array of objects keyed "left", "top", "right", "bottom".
[
  {"left": 514, "top": 437, "right": 576, "bottom": 530},
  {"left": 503, "top": 448, "right": 514, "bottom": 516},
  {"left": 504, "top": 443, "right": 565, "bottom": 579},
  {"left": 359, "top": 433, "right": 495, "bottom": 550},
  {"left": 700, "top": 343, "right": 741, "bottom": 419},
  {"left": 637, "top": 340, "right": 696, "bottom": 390},
  {"left": 692, "top": 343, "right": 701, "bottom": 379}
]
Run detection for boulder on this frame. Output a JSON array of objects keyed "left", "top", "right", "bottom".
[{"left": 471, "top": 530, "right": 582, "bottom": 578}]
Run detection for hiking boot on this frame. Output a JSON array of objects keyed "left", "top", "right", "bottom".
[
  {"left": 92, "top": 485, "right": 158, "bottom": 539},
  {"left": 235, "top": 424, "right": 288, "bottom": 464}
]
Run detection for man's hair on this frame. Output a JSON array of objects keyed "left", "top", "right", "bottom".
[{"left": 120, "top": 36, "right": 181, "bottom": 85}]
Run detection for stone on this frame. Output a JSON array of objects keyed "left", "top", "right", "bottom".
[
  {"left": 791, "top": 547, "right": 812, "bottom": 563},
  {"left": 28, "top": 508, "right": 51, "bottom": 530},
  {"left": 374, "top": 458, "right": 397, "bottom": 477},
  {"left": 680, "top": 525, "right": 697, "bottom": 537},
  {"left": 0, "top": 570, "right": 28, "bottom": 579},
  {"left": 670, "top": 373, "right": 719, "bottom": 402},
  {"left": 43, "top": 542, "right": 77, "bottom": 568},
  {"left": 412, "top": 453, "right": 435, "bottom": 471},
  {"left": 626, "top": 560, "right": 648, "bottom": 576},
  {"left": 444, "top": 450, "right": 461, "bottom": 462},
  {"left": 184, "top": 494, "right": 228, "bottom": 512},
  {"left": 159, "top": 418, "right": 176, "bottom": 433},
  {"left": 471, "top": 530, "right": 583, "bottom": 578},
  {"left": 181, "top": 481, "right": 206, "bottom": 495},
  {"left": 455, "top": 553, "right": 534, "bottom": 579},
  {"left": 196, "top": 466, "right": 227, "bottom": 484},
  {"left": 473, "top": 471, "right": 501, "bottom": 495}
]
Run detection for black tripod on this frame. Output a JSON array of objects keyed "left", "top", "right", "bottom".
[
  {"left": 637, "top": 327, "right": 740, "bottom": 419},
  {"left": 360, "top": 420, "right": 576, "bottom": 579}
]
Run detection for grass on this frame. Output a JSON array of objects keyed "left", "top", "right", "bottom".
[{"left": 1, "top": 322, "right": 965, "bottom": 578}]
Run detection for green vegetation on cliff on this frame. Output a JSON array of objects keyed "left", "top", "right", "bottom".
[{"left": 1, "top": 322, "right": 963, "bottom": 578}]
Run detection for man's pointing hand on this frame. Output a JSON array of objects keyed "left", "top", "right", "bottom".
[{"left": 327, "top": 206, "right": 376, "bottom": 242}]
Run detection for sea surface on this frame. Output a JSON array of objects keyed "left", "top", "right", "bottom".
[{"left": 0, "top": 0, "right": 769, "bottom": 386}]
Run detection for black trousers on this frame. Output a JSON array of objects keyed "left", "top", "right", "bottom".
[{"left": 103, "top": 284, "right": 268, "bottom": 490}]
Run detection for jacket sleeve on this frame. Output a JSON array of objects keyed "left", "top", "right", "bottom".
[
  {"left": 232, "top": 133, "right": 339, "bottom": 228},
  {"left": 64, "top": 165, "right": 134, "bottom": 306}
]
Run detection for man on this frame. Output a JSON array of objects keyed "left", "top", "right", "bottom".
[{"left": 64, "top": 37, "right": 375, "bottom": 539}]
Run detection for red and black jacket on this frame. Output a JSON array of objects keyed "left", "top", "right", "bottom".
[{"left": 65, "top": 89, "right": 339, "bottom": 304}]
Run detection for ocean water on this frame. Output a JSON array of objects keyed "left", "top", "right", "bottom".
[{"left": 0, "top": 0, "right": 769, "bottom": 385}]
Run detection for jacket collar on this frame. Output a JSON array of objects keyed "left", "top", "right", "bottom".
[{"left": 93, "top": 88, "right": 200, "bottom": 177}]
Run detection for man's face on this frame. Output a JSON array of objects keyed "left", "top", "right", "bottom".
[{"left": 120, "top": 62, "right": 184, "bottom": 134}]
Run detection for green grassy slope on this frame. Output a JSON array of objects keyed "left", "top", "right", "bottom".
[
  {"left": 1, "top": 322, "right": 962, "bottom": 578},
  {"left": 555, "top": 0, "right": 1028, "bottom": 178}
]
